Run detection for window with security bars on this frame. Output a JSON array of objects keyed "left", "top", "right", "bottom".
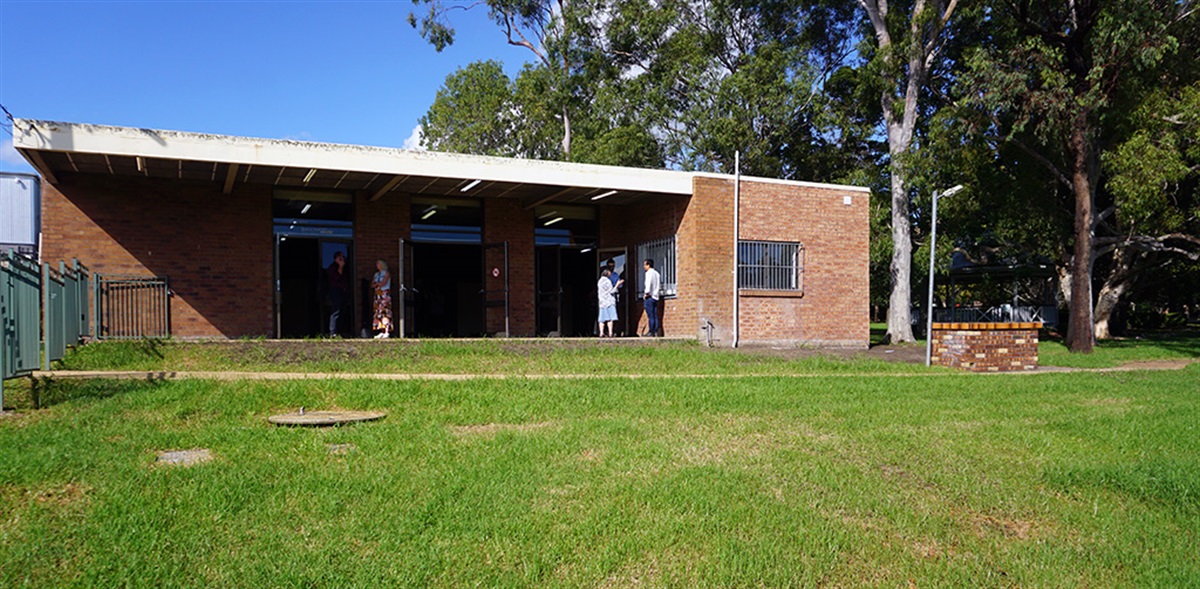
[
  {"left": 635, "top": 236, "right": 677, "bottom": 297},
  {"left": 738, "top": 240, "right": 805, "bottom": 291}
]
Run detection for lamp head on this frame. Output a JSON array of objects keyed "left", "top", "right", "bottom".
[{"left": 939, "top": 185, "right": 964, "bottom": 199}]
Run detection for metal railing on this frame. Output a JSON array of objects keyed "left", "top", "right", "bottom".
[
  {"left": 932, "top": 304, "right": 1057, "bottom": 325},
  {"left": 2, "top": 254, "right": 96, "bottom": 410},
  {"left": 738, "top": 240, "right": 805, "bottom": 291},
  {"left": 1, "top": 252, "right": 42, "bottom": 381},
  {"left": 95, "top": 276, "right": 170, "bottom": 340},
  {"left": 2, "top": 253, "right": 170, "bottom": 410}
]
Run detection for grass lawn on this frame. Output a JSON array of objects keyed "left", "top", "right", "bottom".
[
  {"left": 52, "top": 339, "right": 921, "bottom": 376},
  {"left": 1037, "top": 330, "right": 1200, "bottom": 368},
  {"left": 2, "top": 365, "right": 1198, "bottom": 587},
  {"left": 48, "top": 329, "right": 1200, "bottom": 375}
]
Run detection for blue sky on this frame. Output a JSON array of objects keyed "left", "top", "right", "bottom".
[{"left": 0, "top": 1, "right": 536, "bottom": 173}]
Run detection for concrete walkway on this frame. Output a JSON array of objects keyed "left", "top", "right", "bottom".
[{"left": 27, "top": 359, "right": 1198, "bottom": 381}]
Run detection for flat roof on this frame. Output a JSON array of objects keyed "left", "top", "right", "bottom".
[{"left": 12, "top": 119, "right": 869, "bottom": 205}]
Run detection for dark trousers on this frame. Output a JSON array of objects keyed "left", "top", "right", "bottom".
[
  {"left": 644, "top": 297, "right": 660, "bottom": 336},
  {"left": 329, "top": 288, "right": 348, "bottom": 335}
]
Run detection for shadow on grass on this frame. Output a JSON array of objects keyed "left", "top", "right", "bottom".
[{"left": 29, "top": 377, "right": 164, "bottom": 410}]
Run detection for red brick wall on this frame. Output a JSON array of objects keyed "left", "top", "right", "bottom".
[
  {"left": 687, "top": 177, "right": 870, "bottom": 348},
  {"left": 932, "top": 323, "right": 1040, "bottom": 371},
  {"left": 484, "top": 198, "right": 535, "bottom": 336},
  {"left": 354, "top": 191, "right": 411, "bottom": 332},
  {"left": 40, "top": 171, "right": 868, "bottom": 345},
  {"left": 737, "top": 179, "right": 869, "bottom": 347},
  {"left": 41, "top": 174, "right": 273, "bottom": 338}
]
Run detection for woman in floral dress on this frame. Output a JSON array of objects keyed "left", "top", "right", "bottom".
[{"left": 372, "top": 259, "right": 393, "bottom": 338}]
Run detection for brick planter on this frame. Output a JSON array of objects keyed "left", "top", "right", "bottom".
[{"left": 931, "top": 322, "right": 1042, "bottom": 372}]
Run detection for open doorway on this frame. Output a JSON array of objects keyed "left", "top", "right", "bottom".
[
  {"left": 536, "top": 245, "right": 599, "bottom": 336},
  {"left": 276, "top": 237, "right": 352, "bottom": 338},
  {"left": 273, "top": 188, "right": 354, "bottom": 338},
  {"left": 409, "top": 242, "right": 484, "bottom": 337}
]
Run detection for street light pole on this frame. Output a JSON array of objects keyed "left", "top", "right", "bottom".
[{"left": 926, "top": 185, "right": 964, "bottom": 367}]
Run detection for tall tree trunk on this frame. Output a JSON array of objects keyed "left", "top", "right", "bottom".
[
  {"left": 860, "top": 0, "right": 957, "bottom": 344},
  {"left": 1066, "top": 114, "right": 1095, "bottom": 352},
  {"left": 1093, "top": 245, "right": 1140, "bottom": 340},
  {"left": 885, "top": 118, "right": 916, "bottom": 343}
]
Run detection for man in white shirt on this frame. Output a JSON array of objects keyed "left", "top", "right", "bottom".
[{"left": 643, "top": 258, "right": 662, "bottom": 337}]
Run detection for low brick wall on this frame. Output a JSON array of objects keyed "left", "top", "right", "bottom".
[{"left": 931, "top": 322, "right": 1042, "bottom": 372}]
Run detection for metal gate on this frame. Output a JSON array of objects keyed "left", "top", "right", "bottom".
[{"left": 95, "top": 275, "right": 170, "bottom": 339}]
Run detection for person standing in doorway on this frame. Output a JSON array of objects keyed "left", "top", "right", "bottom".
[
  {"left": 326, "top": 251, "right": 349, "bottom": 337},
  {"left": 605, "top": 258, "right": 621, "bottom": 287},
  {"left": 597, "top": 268, "right": 623, "bottom": 337},
  {"left": 372, "top": 259, "right": 393, "bottom": 338},
  {"left": 643, "top": 258, "right": 661, "bottom": 337}
]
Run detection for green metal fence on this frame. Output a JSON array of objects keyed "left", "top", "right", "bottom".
[
  {"left": 1, "top": 251, "right": 170, "bottom": 410},
  {"left": 1, "top": 252, "right": 43, "bottom": 395},
  {"left": 1, "top": 253, "right": 95, "bottom": 411}
]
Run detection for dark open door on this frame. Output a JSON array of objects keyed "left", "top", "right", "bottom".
[
  {"left": 398, "top": 239, "right": 416, "bottom": 338},
  {"left": 481, "top": 241, "right": 509, "bottom": 337},
  {"left": 536, "top": 245, "right": 562, "bottom": 336}
]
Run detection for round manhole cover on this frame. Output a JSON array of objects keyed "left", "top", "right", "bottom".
[{"left": 268, "top": 410, "right": 386, "bottom": 427}]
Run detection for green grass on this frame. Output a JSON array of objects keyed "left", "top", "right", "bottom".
[
  {"left": 54, "top": 339, "right": 918, "bottom": 376},
  {"left": 1038, "top": 330, "right": 1200, "bottom": 368},
  {"left": 2, "top": 367, "right": 1199, "bottom": 587}
]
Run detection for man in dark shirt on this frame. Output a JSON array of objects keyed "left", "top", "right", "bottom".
[{"left": 326, "top": 251, "right": 349, "bottom": 336}]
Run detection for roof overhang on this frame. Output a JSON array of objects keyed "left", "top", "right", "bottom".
[{"left": 11, "top": 119, "right": 869, "bottom": 206}]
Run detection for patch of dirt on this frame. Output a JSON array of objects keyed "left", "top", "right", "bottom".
[
  {"left": 1, "top": 482, "right": 92, "bottom": 512},
  {"left": 34, "top": 482, "right": 91, "bottom": 507},
  {"left": 912, "top": 538, "right": 950, "bottom": 560},
  {"left": 971, "top": 514, "right": 1033, "bottom": 540},
  {"left": 448, "top": 421, "right": 557, "bottom": 437},
  {"left": 1111, "top": 359, "right": 1198, "bottom": 371}
]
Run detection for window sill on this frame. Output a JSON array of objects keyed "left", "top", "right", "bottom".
[{"left": 739, "top": 289, "right": 804, "bottom": 298}]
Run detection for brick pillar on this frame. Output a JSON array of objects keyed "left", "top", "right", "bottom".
[
  {"left": 483, "top": 198, "right": 535, "bottom": 336},
  {"left": 355, "top": 191, "right": 411, "bottom": 334}
]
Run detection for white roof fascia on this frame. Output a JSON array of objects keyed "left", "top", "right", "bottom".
[
  {"left": 12, "top": 119, "right": 695, "bottom": 195},
  {"left": 692, "top": 171, "right": 871, "bottom": 194}
]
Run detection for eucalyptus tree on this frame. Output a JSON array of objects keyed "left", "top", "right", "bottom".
[
  {"left": 960, "top": 0, "right": 1197, "bottom": 351},
  {"left": 409, "top": 0, "right": 591, "bottom": 158},
  {"left": 1093, "top": 81, "right": 1200, "bottom": 338},
  {"left": 854, "top": 0, "right": 964, "bottom": 343}
]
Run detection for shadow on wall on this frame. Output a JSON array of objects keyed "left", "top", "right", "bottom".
[{"left": 46, "top": 174, "right": 275, "bottom": 338}]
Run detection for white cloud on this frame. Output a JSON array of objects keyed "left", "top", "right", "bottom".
[
  {"left": 402, "top": 124, "right": 425, "bottom": 150},
  {"left": 0, "top": 138, "right": 35, "bottom": 173}
]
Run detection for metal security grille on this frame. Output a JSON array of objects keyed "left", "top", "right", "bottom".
[
  {"left": 738, "top": 240, "right": 805, "bottom": 291},
  {"left": 96, "top": 276, "right": 170, "bottom": 339},
  {"left": 635, "top": 236, "right": 677, "bottom": 297}
]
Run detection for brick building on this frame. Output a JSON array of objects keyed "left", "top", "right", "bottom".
[{"left": 14, "top": 119, "right": 869, "bottom": 347}]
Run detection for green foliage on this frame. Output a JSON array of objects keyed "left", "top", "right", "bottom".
[
  {"left": 419, "top": 61, "right": 519, "bottom": 157},
  {"left": 1104, "top": 83, "right": 1200, "bottom": 233}
]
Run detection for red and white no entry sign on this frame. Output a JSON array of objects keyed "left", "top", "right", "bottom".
[{"left": 492, "top": 267, "right": 501, "bottom": 278}]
